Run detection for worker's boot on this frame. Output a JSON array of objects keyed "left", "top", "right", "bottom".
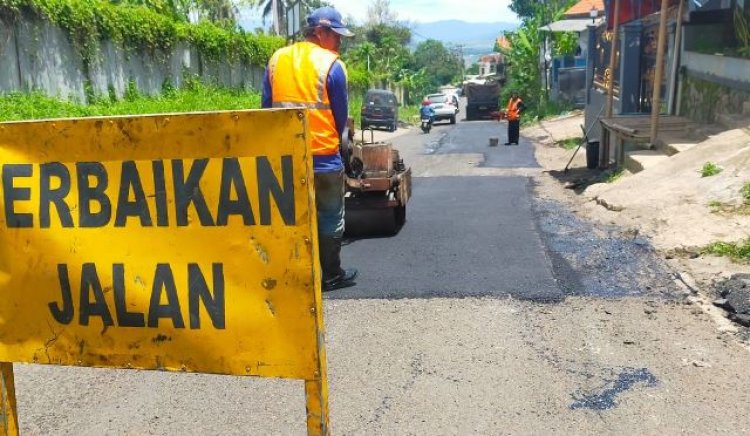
[{"left": 319, "top": 236, "right": 358, "bottom": 291}]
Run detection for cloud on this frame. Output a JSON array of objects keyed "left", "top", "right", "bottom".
[{"left": 328, "top": 0, "right": 518, "bottom": 24}]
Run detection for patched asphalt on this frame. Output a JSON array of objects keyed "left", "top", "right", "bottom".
[
  {"left": 332, "top": 176, "right": 561, "bottom": 301},
  {"left": 424, "top": 119, "right": 539, "bottom": 168}
]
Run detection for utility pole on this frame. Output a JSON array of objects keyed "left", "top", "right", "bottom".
[
  {"left": 272, "top": 0, "right": 280, "bottom": 36},
  {"left": 649, "top": 0, "right": 672, "bottom": 145},
  {"left": 602, "top": 0, "right": 621, "bottom": 169},
  {"left": 457, "top": 44, "right": 465, "bottom": 81}
]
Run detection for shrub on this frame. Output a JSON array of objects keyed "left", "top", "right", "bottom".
[
  {"left": 704, "top": 240, "right": 750, "bottom": 262},
  {"left": 700, "top": 162, "right": 723, "bottom": 177},
  {"left": 741, "top": 182, "right": 750, "bottom": 204}
]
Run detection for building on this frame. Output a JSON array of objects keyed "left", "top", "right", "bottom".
[
  {"left": 584, "top": 0, "right": 750, "bottom": 133},
  {"left": 541, "top": 0, "right": 606, "bottom": 107},
  {"left": 582, "top": 0, "right": 750, "bottom": 168},
  {"left": 477, "top": 53, "right": 504, "bottom": 77}
]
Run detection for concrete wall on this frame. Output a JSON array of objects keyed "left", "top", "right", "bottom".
[
  {"left": 682, "top": 51, "right": 750, "bottom": 88},
  {"left": 678, "top": 52, "right": 750, "bottom": 123},
  {"left": 0, "top": 17, "right": 264, "bottom": 101},
  {"left": 679, "top": 71, "right": 750, "bottom": 123},
  {"left": 0, "top": 20, "right": 21, "bottom": 91}
]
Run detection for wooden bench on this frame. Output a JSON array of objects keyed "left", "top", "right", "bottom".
[{"left": 598, "top": 115, "right": 691, "bottom": 168}]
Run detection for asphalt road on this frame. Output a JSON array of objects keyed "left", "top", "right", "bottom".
[
  {"left": 424, "top": 118, "right": 540, "bottom": 168},
  {"left": 336, "top": 165, "right": 558, "bottom": 300},
  {"left": 12, "top": 103, "right": 750, "bottom": 435}
]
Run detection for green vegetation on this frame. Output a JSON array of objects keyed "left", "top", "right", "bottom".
[
  {"left": 708, "top": 200, "right": 726, "bottom": 213},
  {"left": 348, "top": 94, "right": 363, "bottom": 127},
  {"left": 1, "top": 83, "right": 421, "bottom": 130},
  {"left": 706, "top": 182, "right": 750, "bottom": 214},
  {"left": 700, "top": 162, "right": 723, "bottom": 177},
  {"left": 734, "top": 4, "right": 750, "bottom": 58},
  {"left": 605, "top": 169, "right": 624, "bottom": 184},
  {"left": 0, "top": 0, "right": 284, "bottom": 66},
  {"left": 704, "top": 240, "right": 750, "bottom": 262},
  {"left": 500, "top": 0, "right": 579, "bottom": 121},
  {"left": 741, "top": 181, "right": 750, "bottom": 203},
  {"left": 1, "top": 0, "right": 458, "bottom": 127},
  {"left": 341, "top": 1, "right": 463, "bottom": 104},
  {"left": 399, "top": 104, "right": 420, "bottom": 125},
  {"left": 0, "top": 82, "right": 261, "bottom": 122},
  {"left": 555, "top": 137, "right": 583, "bottom": 150}
]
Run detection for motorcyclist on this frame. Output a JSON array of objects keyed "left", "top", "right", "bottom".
[{"left": 420, "top": 99, "right": 435, "bottom": 124}]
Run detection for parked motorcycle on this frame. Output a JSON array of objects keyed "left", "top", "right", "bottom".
[{"left": 420, "top": 117, "right": 432, "bottom": 133}]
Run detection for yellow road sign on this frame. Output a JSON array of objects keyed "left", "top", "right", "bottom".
[{"left": 0, "top": 110, "right": 328, "bottom": 434}]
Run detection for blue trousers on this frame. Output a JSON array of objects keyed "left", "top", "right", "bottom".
[{"left": 314, "top": 169, "right": 345, "bottom": 238}]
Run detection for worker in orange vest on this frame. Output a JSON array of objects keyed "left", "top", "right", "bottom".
[
  {"left": 262, "top": 7, "right": 357, "bottom": 291},
  {"left": 504, "top": 91, "right": 525, "bottom": 145}
]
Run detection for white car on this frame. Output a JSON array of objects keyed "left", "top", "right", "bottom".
[{"left": 425, "top": 93, "right": 458, "bottom": 124}]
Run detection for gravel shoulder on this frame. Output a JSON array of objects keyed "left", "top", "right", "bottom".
[{"left": 528, "top": 113, "right": 750, "bottom": 336}]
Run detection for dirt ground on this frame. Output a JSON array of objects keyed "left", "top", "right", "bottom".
[{"left": 527, "top": 112, "right": 750, "bottom": 337}]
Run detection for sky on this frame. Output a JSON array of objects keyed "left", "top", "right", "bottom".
[
  {"left": 240, "top": 0, "right": 519, "bottom": 27},
  {"left": 328, "top": 0, "right": 519, "bottom": 24}
]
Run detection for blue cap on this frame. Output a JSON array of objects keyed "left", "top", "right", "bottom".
[{"left": 306, "top": 7, "right": 354, "bottom": 37}]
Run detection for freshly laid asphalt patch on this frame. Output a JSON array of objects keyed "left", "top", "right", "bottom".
[
  {"left": 425, "top": 120, "right": 539, "bottom": 168},
  {"left": 330, "top": 176, "right": 561, "bottom": 301}
]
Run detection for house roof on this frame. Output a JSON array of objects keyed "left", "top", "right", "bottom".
[
  {"left": 564, "top": 0, "right": 605, "bottom": 18},
  {"left": 541, "top": 17, "right": 604, "bottom": 33},
  {"left": 479, "top": 53, "right": 503, "bottom": 64},
  {"left": 495, "top": 35, "right": 511, "bottom": 50}
]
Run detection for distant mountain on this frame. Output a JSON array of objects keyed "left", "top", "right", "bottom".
[
  {"left": 410, "top": 20, "right": 517, "bottom": 48},
  {"left": 409, "top": 20, "right": 517, "bottom": 66}
]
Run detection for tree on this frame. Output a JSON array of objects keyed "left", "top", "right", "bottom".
[
  {"left": 247, "top": 0, "right": 331, "bottom": 34},
  {"left": 194, "top": 0, "right": 239, "bottom": 23},
  {"left": 111, "top": 0, "right": 190, "bottom": 20},
  {"left": 342, "top": 19, "right": 412, "bottom": 89},
  {"left": 502, "top": 0, "right": 579, "bottom": 118},
  {"left": 247, "top": 0, "right": 286, "bottom": 34},
  {"left": 366, "top": 0, "right": 397, "bottom": 27},
  {"left": 510, "top": 0, "right": 574, "bottom": 22},
  {"left": 112, "top": 0, "right": 240, "bottom": 23},
  {"left": 412, "top": 39, "right": 463, "bottom": 89}
]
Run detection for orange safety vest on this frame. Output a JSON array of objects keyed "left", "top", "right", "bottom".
[
  {"left": 268, "top": 41, "right": 343, "bottom": 157},
  {"left": 506, "top": 97, "right": 523, "bottom": 121}
]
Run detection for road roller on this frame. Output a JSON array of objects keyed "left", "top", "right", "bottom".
[{"left": 341, "top": 127, "right": 411, "bottom": 236}]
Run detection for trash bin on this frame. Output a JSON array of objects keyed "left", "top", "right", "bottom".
[{"left": 586, "top": 141, "right": 600, "bottom": 169}]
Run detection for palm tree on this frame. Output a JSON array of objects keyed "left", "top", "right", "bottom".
[{"left": 248, "top": 0, "right": 330, "bottom": 35}]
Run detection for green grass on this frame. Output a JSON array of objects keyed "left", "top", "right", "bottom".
[
  {"left": 555, "top": 137, "right": 583, "bottom": 150},
  {"left": 0, "top": 84, "right": 262, "bottom": 122},
  {"left": 741, "top": 182, "right": 750, "bottom": 204},
  {"left": 399, "top": 105, "right": 420, "bottom": 125},
  {"left": 520, "top": 99, "right": 576, "bottom": 126},
  {"left": 605, "top": 169, "right": 624, "bottom": 183},
  {"left": 700, "top": 161, "right": 723, "bottom": 177},
  {"left": 708, "top": 200, "right": 725, "bottom": 213},
  {"left": 348, "top": 94, "right": 364, "bottom": 127},
  {"left": 703, "top": 240, "right": 750, "bottom": 262},
  {"left": 2, "top": 86, "right": 414, "bottom": 135}
]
